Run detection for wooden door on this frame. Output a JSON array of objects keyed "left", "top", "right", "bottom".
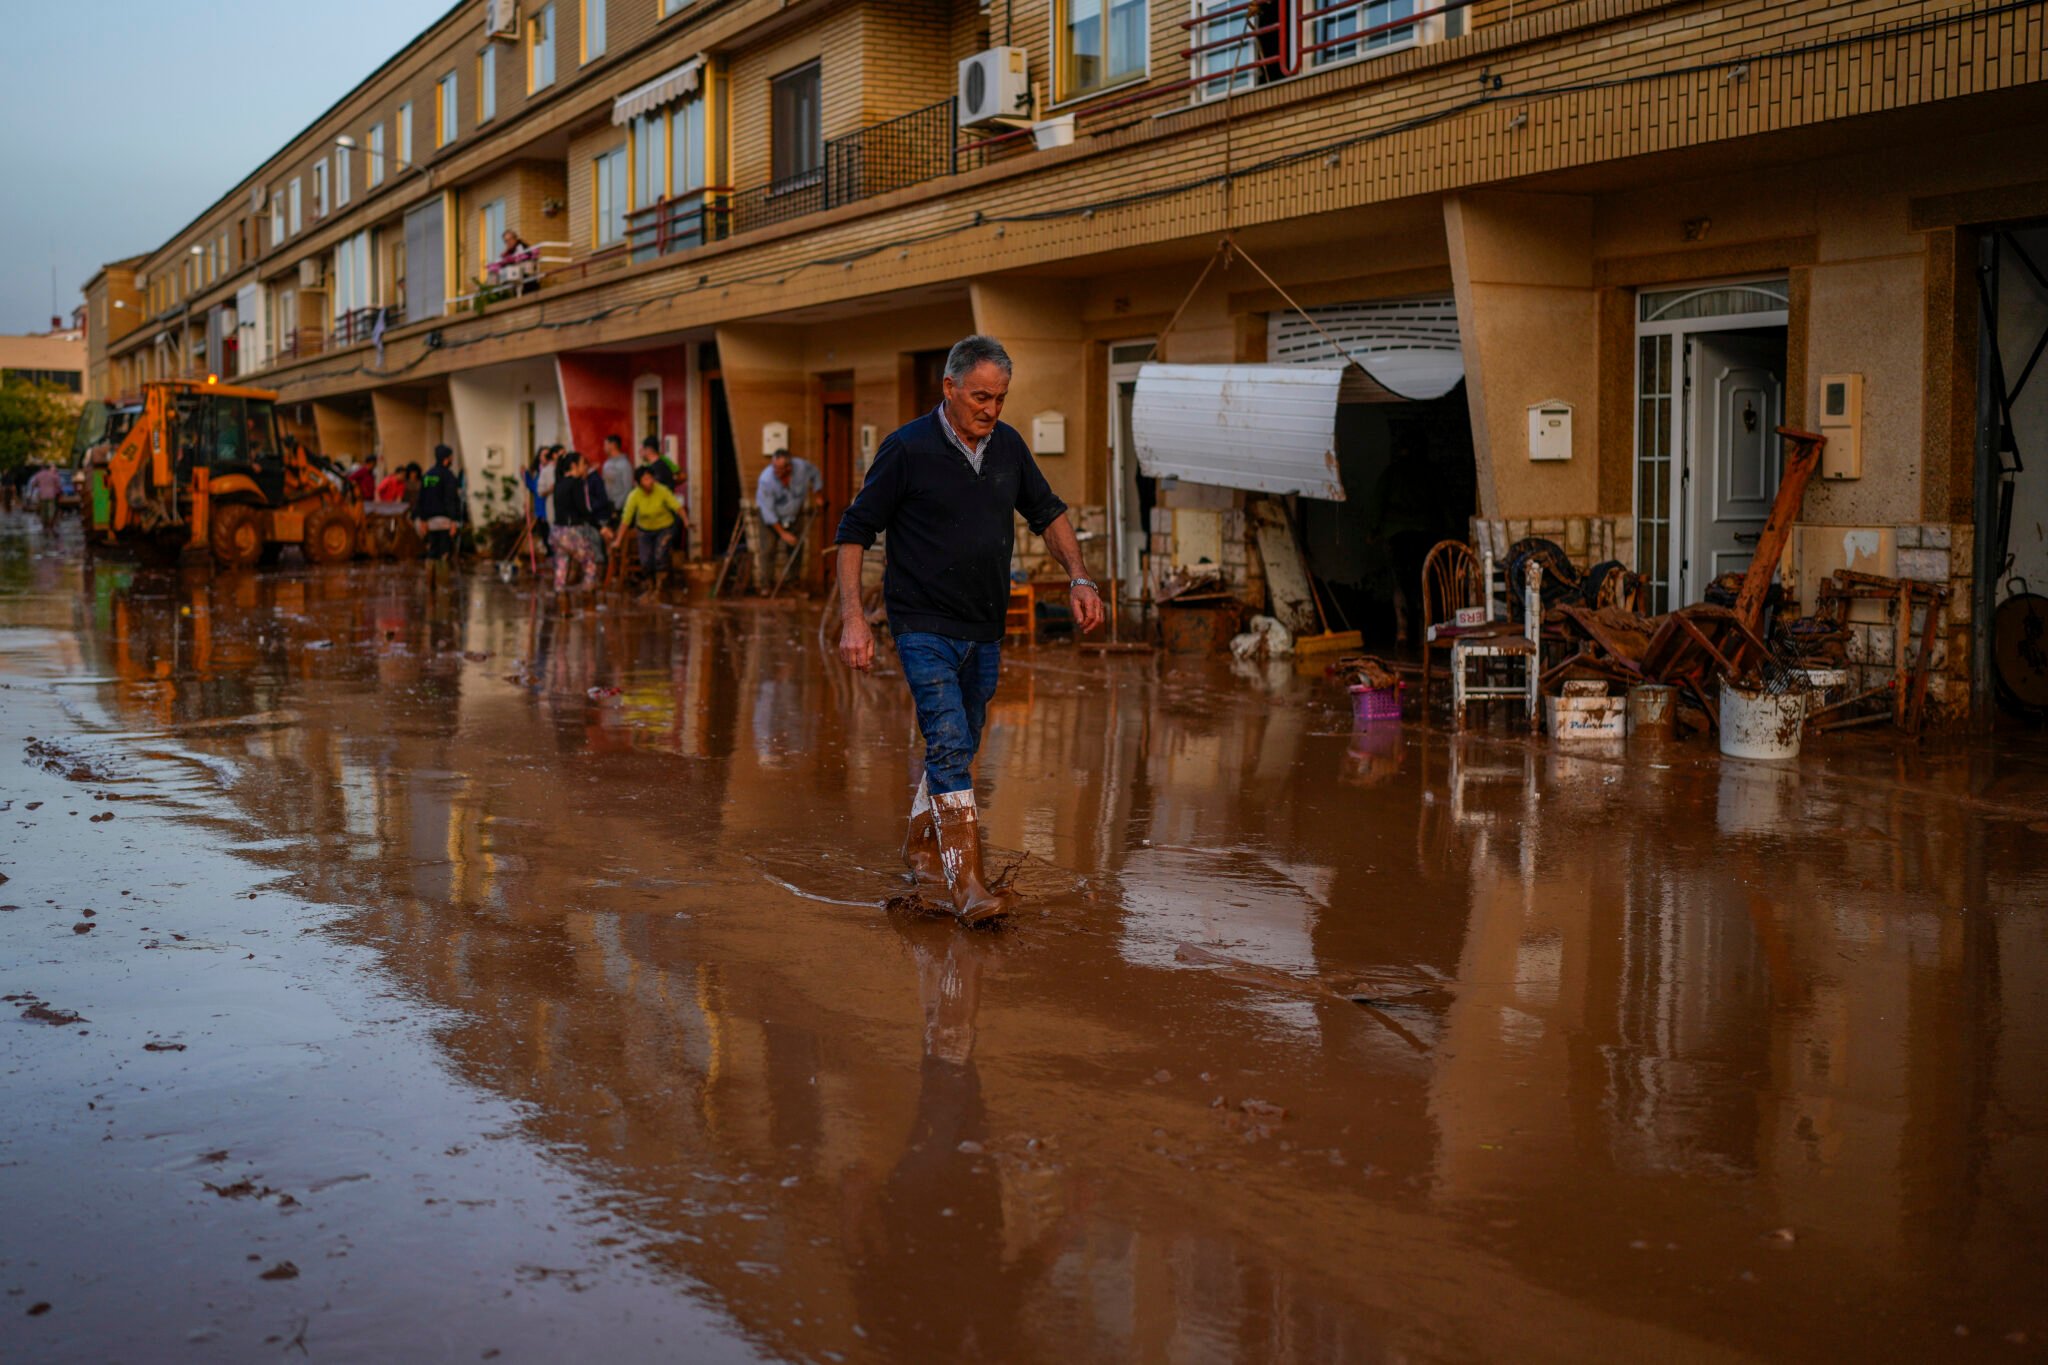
[{"left": 817, "top": 396, "right": 854, "bottom": 589}]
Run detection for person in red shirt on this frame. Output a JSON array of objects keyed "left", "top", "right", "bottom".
[
  {"left": 374, "top": 467, "right": 408, "bottom": 504},
  {"left": 348, "top": 457, "right": 377, "bottom": 502}
]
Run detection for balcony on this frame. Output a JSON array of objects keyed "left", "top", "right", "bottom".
[{"left": 625, "top": 98, "right": 973, "bottom": 265}]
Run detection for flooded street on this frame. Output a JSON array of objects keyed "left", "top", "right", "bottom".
[{"left": 3, "top": 516, "right": 2045, "bottom": 1363}]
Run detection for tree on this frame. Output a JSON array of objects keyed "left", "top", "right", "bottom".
[{"left": 0, "top": 377, "right": 76, "bottom": 473}]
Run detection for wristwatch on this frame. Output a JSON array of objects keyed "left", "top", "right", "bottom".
[{"left": 1069, "top": 577, "right": 1099, "bottom": 592}]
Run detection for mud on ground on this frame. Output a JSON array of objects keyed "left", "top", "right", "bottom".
[{"left": 2, "top": 517, "right": 2045, "bottom": 1363}]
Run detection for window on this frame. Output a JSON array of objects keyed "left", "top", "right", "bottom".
[
  {"left": 368, "top": 123, "right": 386, "bottom": 186},
  {"left": 436, "top": 72, "right": 458, "bottom": 147},
  {"left": 287, "top": 178, "right": 302, "bottom": 234},
  {"left": 1192, "top": 0, "right": 1257, "bottom": 99},
  {"left": 661, "top": 0, "right": 691, "bottom": 14},
  {"left": 582, "top": 0, "right": 606, "bottom": 60},
  {"left": 220, "top": 229, "right": 231, "bottom": 274},
  {"left": 270, "top": 192, "right": 284, "bottom": 248},
  {"left": 333, "top": 230, "right": 375, "bottom": 326},
  {"left": 528, "top": 4, "right": 555, "bottom": 91},
  {"left": 397, "top": 102, "right": 413, "bottom": 166},
  {"left": 770, "top": 61, "right": 821, "bottom": 184},
  {"left": 1312, "top": 0, "right": 1418, "bottom": 66},
  {"left": 1059, "top": 0, "right": 1147, "bottom": 99},
  {"left": 336, "top": 144, "right": 353, "bottom": 206},
  {"left": 478, "top": 46, "right": 497, "bottom": 122},
  {"left": 594, "top": 146, "right": 627, "bottom": 245},
  {"left": 481, "top": 199, "right": 507, "bottom": 263},
  {"left": 313, "top": 158, "right": 329, "bottom": 218},
  {"left": 670, "top": 97, "right": 706, "bottom": 196},
  {"left": 631, "top": 112, "right": 663, "bottom": 207},
  {"left": 206, "top": 243, "right": 217, "bottom": 284}
]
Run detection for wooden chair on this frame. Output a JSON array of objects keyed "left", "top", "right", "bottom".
[{"left": 1420, "top": 540, "right": 1481, "bottom": 711}]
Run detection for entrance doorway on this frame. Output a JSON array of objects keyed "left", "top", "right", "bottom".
[
  {"left": 1634, "top": 279, "right": 1791, "bottom": 611},
  {"left": 1976, "top": 224, "right": 2048, "bottom": 718},
  {"left": 703, "top": 362, "right": 741, "bottom": 557},
  {"left": 818, "top": 377, "right": 854, "bottom": 590},
  {"left": 1107, "top": 339, "right": 1158, "bottom": 605}
]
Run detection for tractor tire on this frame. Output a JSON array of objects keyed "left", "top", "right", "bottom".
[
  {"left": 210, "top": 504, "right": 264, "bottom": 570},
  {"left": 304, "top": 505, "right": 358, "bottom": 564}
]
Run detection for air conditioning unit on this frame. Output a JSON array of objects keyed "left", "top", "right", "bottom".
[
  {"left": 298, "top": 257, "right": 326, "bottom": 289},
  {"left": 958, "top": 47, "right": 1029, "bottom": 128},
  {"left": 485, "top": 0, "right": 518, "bottom": 39}
]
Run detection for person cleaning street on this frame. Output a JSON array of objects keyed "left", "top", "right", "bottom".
[
  {"left": 613, "top": 465, "right": 688, "bottom": 595},
  {"left": 833, "top": 335, "right": 1103, "bottom": 925},
  {"left": 414, "top": 444, "right": 465, "bottom": 571}
]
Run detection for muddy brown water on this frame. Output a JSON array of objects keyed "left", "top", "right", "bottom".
[{"left": 2, "top": 518, "right": 2045, "bottom": 1363}]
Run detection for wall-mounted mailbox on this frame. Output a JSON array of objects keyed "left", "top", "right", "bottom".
[
  {"left": 1032, "top": 411, "right": 1066, "bottom": 455},
  {"left": 1527, "top": 400, "right": 1573, "bottom": 461},
  {"left": 1818, "top": 373, "right": 1863, "bottom": 480},
  {"left": 761, "top": 421, "right": 789, "bottom": 457}
]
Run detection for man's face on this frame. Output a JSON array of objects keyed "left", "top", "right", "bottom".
[
  {"left": 772, "top": 454, "right": 793, "bottom": 482},
  {"left": 942, "top": 361, "right": 1009, "bottom": 442},
  {"left": 604, "top": 439, "right": 621, "bottom": 457},
  {"left": 637, "top": 471, "right": 654, "bottom": 492}
]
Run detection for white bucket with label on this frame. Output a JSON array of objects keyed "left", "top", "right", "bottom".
[{"left": 1719, "top": 685, "right": 1806, "bottom": 761}]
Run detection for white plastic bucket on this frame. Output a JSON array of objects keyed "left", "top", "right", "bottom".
[{"left": 1719, "top": 686, "right": 1805, "bottom": 761}]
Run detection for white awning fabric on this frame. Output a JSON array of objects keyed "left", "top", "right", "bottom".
[
  {"left": 612, "top": 56, "right": 706, "bottom": 125},
  {"left": 1132, "top": 363, "right": 1351, "bottom": 501},
  {"left": 1266, "top": 294, "right": 1465, "bottom": 401}
]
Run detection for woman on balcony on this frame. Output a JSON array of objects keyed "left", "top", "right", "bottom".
[{"left": 488, "top": 230, "right": 541, "bottom": 297}]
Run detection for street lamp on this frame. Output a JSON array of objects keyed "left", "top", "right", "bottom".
[{"left": 334, "top": 134, "right": 429, "bottom": 184}]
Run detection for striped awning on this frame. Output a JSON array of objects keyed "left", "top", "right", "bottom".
[{"left": 612, "top": 56, "right": 706, "bottom": 125}]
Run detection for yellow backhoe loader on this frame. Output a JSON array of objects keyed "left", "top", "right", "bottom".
[{"left": 80, "top": 379, "right": 363, "bottom": 569}]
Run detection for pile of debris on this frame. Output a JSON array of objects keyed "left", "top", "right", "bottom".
[{"left": 1537, "top": 428, "right": 1950, "bottom": 738}]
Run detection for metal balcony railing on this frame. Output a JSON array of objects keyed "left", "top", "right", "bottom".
[
  {"left": 627, "top": 99, "right": 967, "bottom": 262},
  {"left": 626, "top": 191, "right": 731, "bottom": 264}
]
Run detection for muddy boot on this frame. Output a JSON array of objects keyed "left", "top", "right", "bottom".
[
  {"left": 903, "top": 809, "right": 945, "bottom": 885},
  {"left": 902, "top": 775, "right": 945, "bottom": 885},
  {"left": 930, "top": 790, "right": 1011, "bottom": 926}
]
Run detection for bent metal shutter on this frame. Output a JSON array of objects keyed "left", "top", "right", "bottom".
[
  {"left": 1131, "top": 364, "right": 1349, "bottom": 501},
  {"left": 1266, "top": 295, "right": 1465, "bottom": 402}
]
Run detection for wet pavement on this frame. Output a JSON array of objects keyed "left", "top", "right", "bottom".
[{"left": 2, "top": 514, "right": 2045, "bottom": 1363}]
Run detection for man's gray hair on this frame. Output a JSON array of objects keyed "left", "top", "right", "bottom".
[{"left": 944, "top": 334, "right": 1013, "bottom": 384}]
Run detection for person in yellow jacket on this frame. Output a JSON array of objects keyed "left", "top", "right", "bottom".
[{"left": 612, "top": 466, "right": 689, "bottom": 594}]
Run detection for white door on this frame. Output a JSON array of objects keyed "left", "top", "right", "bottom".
[
  {"left": 1108, "top": 340, "right": 1155, "bottom": 598},
  {"left": 1685, "top": 332, "right": 1784, "bottom": 599}
]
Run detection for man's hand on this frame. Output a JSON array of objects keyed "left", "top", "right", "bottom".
[
  {"left": 777, "top": 525, "right": 797, "bottom": 546},
  {"left": 839, "top": 611, "right": 875, "bottom": 672},
  {"left": 1071, "top": 582, "right": 1105, "bottom": 635}
]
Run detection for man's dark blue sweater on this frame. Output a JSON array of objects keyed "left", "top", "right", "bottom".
[{"left": 834, "top": 409, "right": 1067, "bottom": 644}]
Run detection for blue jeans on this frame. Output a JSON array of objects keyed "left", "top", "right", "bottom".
[
  {"left": 636, "top": 524, "right": 679, "bottom": 577},
  {"left": 896, "top": 632, "right": 1002, "bottom": 796}
]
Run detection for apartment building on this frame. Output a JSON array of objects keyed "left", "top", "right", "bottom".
[{"left": 87, "top": 0, "right": 2048, "bottom": 716}]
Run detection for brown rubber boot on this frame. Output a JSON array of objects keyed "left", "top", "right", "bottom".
[
  {"left": 902, "top": 809, "right": 945, "bottom": 885},
  {"left": 931, "top": 791, "right": 1012, "bottom": 926}
]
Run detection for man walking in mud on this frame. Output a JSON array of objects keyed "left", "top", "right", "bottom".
[{"left": 834, "top": 335, "right": 1104, "bottom": 924}]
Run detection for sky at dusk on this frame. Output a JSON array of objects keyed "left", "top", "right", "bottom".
[{"left": 0, "top": 0, "right": 449, "bottom": 334}]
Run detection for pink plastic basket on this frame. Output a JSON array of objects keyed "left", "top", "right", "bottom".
[{"left": 1349, "top": 682, "right": 1403, "bottom": 724}]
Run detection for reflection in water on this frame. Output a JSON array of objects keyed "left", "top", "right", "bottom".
[{"left": 19, "top": 552, "right": 2048, "bottom": 1362}]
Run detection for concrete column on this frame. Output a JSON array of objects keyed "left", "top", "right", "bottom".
[
  {"left": 1444, "top": 190, "right": 1601, "bottom": 521},
  {"left": 968, "top": 278, "right": 1094, "bottom": 510},
  {"left": 310, "top": 401, "right": 374, "bottom": 463},
  {"left": 714, "top": 323, "right": 811, "bottom": 545},
  {"left": 370, "top": 389, "right": 431, "bottom": 474}
]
